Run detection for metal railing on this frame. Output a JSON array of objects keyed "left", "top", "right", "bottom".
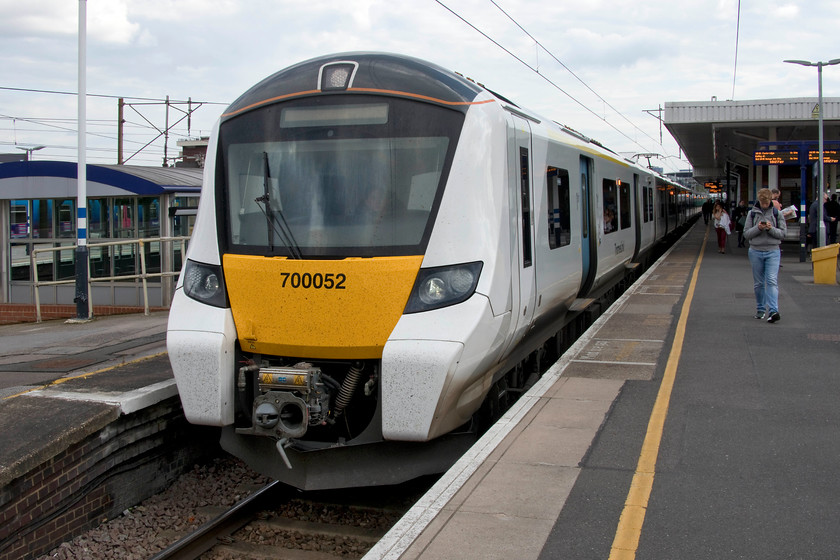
[{"left": 31, "top": 236, "right": 190, "bottom": 322}]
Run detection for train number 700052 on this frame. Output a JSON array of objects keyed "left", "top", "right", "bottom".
[{"left": 279, "top": 272, "right": 347, "bottom": 289}]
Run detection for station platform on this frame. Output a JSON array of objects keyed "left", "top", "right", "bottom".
[
  {"left": 0, "top": 311, "right": 184, "bottom": 560},
  {"left": 0, "top": 310, "right": 172, "bottom": 449},
  {"left": 366, "top": 221, "right": 840, "bottom": 560},
  {"left": 0, "top": 309, "right": 168, "bottom": 383}
]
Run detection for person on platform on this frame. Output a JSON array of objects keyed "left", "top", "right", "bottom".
[
  {"left": 702, "top": 199, "right": 714, "bottom": 224},
  {"left": 744, "top": 188, "right": 787, "bottom": 323},
  {"left": 712, "top": 201, "right": 731, "bottom": 253},
  {"left": 808, "top": 192, "right": 830, "bottom": 248},
  {"left": 771, "top": 188, "right": 783, "bottom": 211},
  {"left": 731, "top": 199, "right": 749, "bottom": 247},
  {"left": 826, "top": 193, "right": 840, "bottom": 245}
]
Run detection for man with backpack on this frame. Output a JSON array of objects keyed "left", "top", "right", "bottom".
[{"left": 743, "top": 188, "right": 787, "bottom": 323}]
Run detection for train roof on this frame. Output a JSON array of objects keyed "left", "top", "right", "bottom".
[
  {"left": 218, "top": 52, "right": 680, "bottom": 184},
  {"left": 222, "top": 52, "right": 486, "bottom": 120}
]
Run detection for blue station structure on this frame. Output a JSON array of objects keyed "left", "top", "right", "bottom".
[
  {"left": 0, "top": 160, "right": 201, "bottom": 310},
  {"left": 665, "top": 97, "right": 840, "bottom": 207}
]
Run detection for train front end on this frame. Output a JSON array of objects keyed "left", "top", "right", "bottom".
[{"left": 167, "top": 53, "right": 497, "bottom": 489}]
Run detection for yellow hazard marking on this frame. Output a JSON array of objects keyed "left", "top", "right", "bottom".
[
  {"left": 1, "top": 352, "right": 169, "bottom": 400},
  {"left": 608, "top": 227, "right": 707, "bottom": 560}
]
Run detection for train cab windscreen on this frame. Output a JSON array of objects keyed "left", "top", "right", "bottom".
[{"left": 218, "top": 97, "right": 463, "bottom": 258}]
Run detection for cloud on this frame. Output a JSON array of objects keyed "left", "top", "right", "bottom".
[
  {"left": 122, "top": 0, "right": 241, "bottom": 22},
  {"left": 773, "top": 3, "right": 800, "bottom": 17},
  {"left": 88, "top": 1, "right": 140, "bottom": 45},
  {"left": 0, "top": 0, "right": 140, "bottom": 44},
  {"left": 0, "top": 1, "right": 76, "bottom": 37}
]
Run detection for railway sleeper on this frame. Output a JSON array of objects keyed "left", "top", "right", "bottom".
[
  {"left": 250, "top": 517, "right": 387, "bottom": 542},
  {"left": 214, "top": 541, "right": 347, "bottom": 559},
  {"left": 215, "top": 517, "right": 388, "bottom": 559}
]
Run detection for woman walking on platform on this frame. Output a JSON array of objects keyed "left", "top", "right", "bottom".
[
  {"left": 744, "top": 188, "right": 787, "bottom": 323},
  {"left": 712, "top": 201, "right": 731, "bottom": 253}
]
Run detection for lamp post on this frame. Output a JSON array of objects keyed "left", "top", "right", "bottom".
[
  {"left": 16, "top": 145, "right": 45, "bottom": 161},
  {"left": 784, "top": 58, "right": 840, "bottom": 248},
  {"left": 75, "top": 0, "right": 90, "bottom": 321}
]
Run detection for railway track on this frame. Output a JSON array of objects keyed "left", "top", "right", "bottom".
[{"left": 152, "top": 479, "right": 424, "bottom": 560}]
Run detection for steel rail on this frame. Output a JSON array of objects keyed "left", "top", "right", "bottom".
[{"left": 149, "top": 480, "right": 283, "bottom": 560}]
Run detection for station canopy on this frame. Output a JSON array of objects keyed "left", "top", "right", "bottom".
[
  {"left": 664, "top": 97, "right": 840, "bottom": 185},
  {"left": 0, "top": 161, "right": 202, "bottom": 199}
]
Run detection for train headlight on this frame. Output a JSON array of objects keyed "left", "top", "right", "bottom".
[
  {"left": 404, "top": 262, "right": 483, "bottom": 314},
  {"left": 420, "top": 277, "right": 447, "bottom": 305},
  {"left": 183, "top": 259, "right": 229, "bottom": 308}
]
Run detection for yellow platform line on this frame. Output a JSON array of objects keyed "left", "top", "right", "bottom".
[
  {"left": 608, "top": 229, "right": 707, "bottom": 560},
  {"left": 2, "top": 351, "right": 168, "bottom": 401}
]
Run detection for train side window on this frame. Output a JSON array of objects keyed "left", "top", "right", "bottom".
[
  {"left": 618, "top": 179, "right": 631, "bottom": 230},
  {"left": 602, "top": 179, "right": 617, "bottom": 234},
  {"left": 546, "top": 166, "right": 570, "bottom": 249},
  {"left": 520, "top": 148, "right": 532, "bottom": 268},
  {"left": 659, "top": 189, "right": 666, "bottom": 219},
  {"left": 648, "top": 187, "right": 654, "bottom": 222}
]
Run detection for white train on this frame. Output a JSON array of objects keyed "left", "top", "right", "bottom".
[{"left": 167, "top": 52, "right": 698, "bottom": 489}]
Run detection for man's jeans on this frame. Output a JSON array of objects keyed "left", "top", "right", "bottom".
[{"left": 748, "top": 248, "right": 780, "bottom": 313}]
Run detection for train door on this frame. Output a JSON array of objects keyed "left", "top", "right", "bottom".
[
  {"left": 578, "top": 156, "right": 596, "bottom": 296},
  {"left": 656, "top": 185, "right": 668, "bottom": 235},
  {"left": 632, "top": 174, "right": 641, "bottom": 261},
  {"left": 509, "top": 115, "right": 537, "bottom": 344}
]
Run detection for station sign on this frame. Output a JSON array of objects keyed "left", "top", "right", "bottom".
[
  {"left": 807, "top": 150, "right": 840, "bottom": 164},
  {"left": 754, "top": 150, "right": 800, "bottom": 165}
]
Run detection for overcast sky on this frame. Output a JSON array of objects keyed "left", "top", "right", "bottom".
[{"left": 2, "top": 0, "right": 838, "bottom": 173}]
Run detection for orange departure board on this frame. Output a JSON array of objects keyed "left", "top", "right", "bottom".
[
  {"left": 807, "top": 150, "right": 839, "bottom": 164},
  {"left": 754, "top": 150, "right": 800, "bottom": 165}
]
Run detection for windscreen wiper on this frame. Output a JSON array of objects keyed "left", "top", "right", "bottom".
[{"left": 254, "top": 151, "right": 303, "bottom": 259}]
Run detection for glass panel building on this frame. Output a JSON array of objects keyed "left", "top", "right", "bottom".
[{"left": 0, "top": 161, "right": 201, "bottom": 307}]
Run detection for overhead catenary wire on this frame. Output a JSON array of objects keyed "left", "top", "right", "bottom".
[
  {"left": 435, "top": 0, "right": 687, "bottom": 171},
  {"left": 489, "top": 0, "right": 662, "bottom": 149},
  {"left": 0, "top": 85, "right": 222, "bottom": 163},
  {"left": 0, "top": 85, "right": 225, "bottom": 105},
  {"left": 0, "top": 113, "right": 203, "bottom": 150},
  {"left": 1, "top": 112, "right": 124, "bottom": 145}
]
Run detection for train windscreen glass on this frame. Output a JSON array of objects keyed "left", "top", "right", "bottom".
[{"left": 220, "top": 98, "right": 462, "bottom": 257}]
